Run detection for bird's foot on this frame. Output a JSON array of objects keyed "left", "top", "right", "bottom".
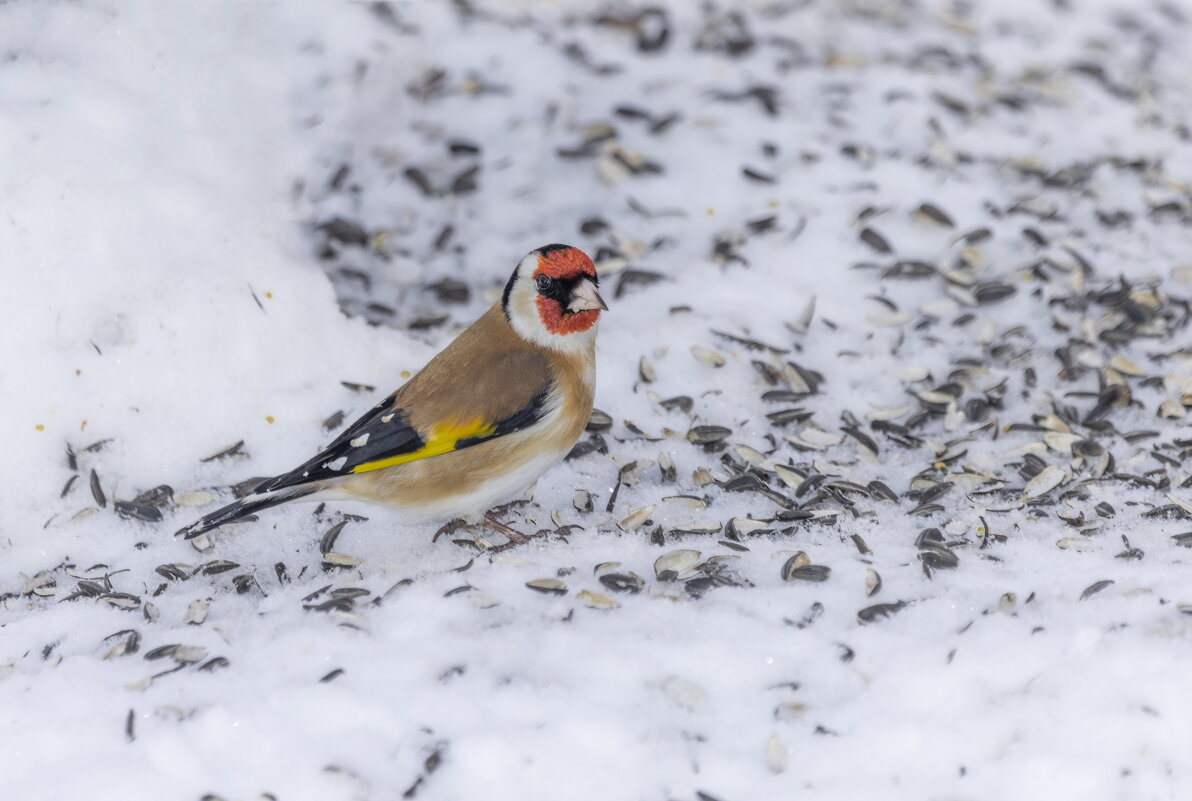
[
  {"left": 432, "top": 517, "right": 475, "bottom": 543},
  {"left": 481, "top": 509, "right": 538, "bottom": 552}
]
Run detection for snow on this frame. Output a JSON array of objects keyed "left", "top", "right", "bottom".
[{"left": 3, "top": 1, "right": 1192, "bottom": 799}]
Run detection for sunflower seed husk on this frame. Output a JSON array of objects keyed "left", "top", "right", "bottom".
[
  {"left": 778, "top": 552, "right": 810, "bottom": 580},
  {"left": 599, "top": 572, "right": 645, "bottom": 593},
  {"left": 587, "top": 408, "right": 613, "bottom": 432},
  {"left": 659, "top": 452, "right": 677, "bottom": 482},
  {"left": 321, "top": 553, "right": 362, "bottom": 568},
  {"left": 184, "top": 600, "right": 209, "bottom": 625},
  {"left": 662, "top": 494, "right": 707, "bottom": 509},
  {"left": 1023, "top": 465, "right": 1065, "bottom": 499},
  {"left": 577, "top": 589, "right": 619, "bottom": 609},
  {"left": 115, "top": 502, "right": 163, "bottom": 523},
  {"left": 858, "top": 601, "right": 907, "bottom": 623},
  {"left": 784, "top": 564, "right": 831, "bottom": 582},
  {"left": 1080, "top": 579, "right": 1114, "bottom": 601},
  {"left": 617, "top": 504, "right": 656, "bottom": 531},
  {"left": 654, "top": 549, "right": 702, "bottom": 581},
  {"left": 691, "top": 345, "right": 727, "bottom": 368},
  {"left": 688, "top": 425, "right": 732, "bottom": 444},
  {"left": 526, "top": 578, "right": 567, "bottom": 595}
]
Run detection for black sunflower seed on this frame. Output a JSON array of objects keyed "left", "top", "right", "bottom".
[
  {"left": 115, "top": 502, "right": 163, "bottom": 523},
  {"left": 858, "top": 601, "right": 907, "bottom": 624}
]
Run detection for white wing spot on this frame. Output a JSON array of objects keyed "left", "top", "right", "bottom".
[
  {"left": 324, "top": 457, "right": 348, "bottom": 471},
  {"left": 351, "top": 433, "right": 370, "bottom": 447},
  {"left": 382, "top": 414, "right": 394, "bottom": 423}
]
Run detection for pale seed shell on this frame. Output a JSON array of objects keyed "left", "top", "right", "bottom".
[
  {"left": 866, "top": 405, "right": 908, "bottom": 421},
  {"left": 1043, "top": 432, "right": 1082, "bottom": 453},
  {"left": 779, "top": 552, "right": 811, "bottom": 581},
  {"left": 1158, "top": 399, "right": 1185, "bottom": 419},
  {"left": 765, "top": 735, "right": 787, "bottom": 774},
  {"left": 788, "top": 297, "right": 815, "bottom": 334},
  {"left": 617, "top": 504, "right": 656, "bottom": 531},
  {"left": 734, "top": 445, "right": 767, "bottom": 466},
  {"left": 772, "top": 464, "right": 801, "bottom": 488},
  {"left": 639, "top": 356, "right": 657, "bottom": 383},
  {"left": 729, "top": 517, "right": 770, "bottom": 536},
  {"left": 173, "top": 646, "right": 208, "bottom": 664},
  {"left": 321, "top": 552, "right": 362, "bottom": 567},
  {"left": 175, "top": 491, "right": 217, "bottom": 507},
  {"left": 691, "top": 345, "right": 726, "bottom": 368},
  {"left": 526, "top": 578, "right": 567, "bottom": 595},
  {"left": 865, "top": 568, "right": 881, "bottom": 597},
  {"left": 184, "top": 599, "right": 209, "bottom": 625},
  {"left": 577, "top": 589, "right": 619, "bottom": 609},
  {"left": 1023, "top": 465, "right": 1065, "bottom": 499},
  {"left": 797, "top": 426, "right": 844, "bottom": 447},
  {"left": 654, "top": 549, "right": 702, "bottom": 580},
  {"left": 661, "top": 494, "right": 707, "bottom": 509}
]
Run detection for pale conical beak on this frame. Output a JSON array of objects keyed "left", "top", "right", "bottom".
[{"left": 567, "top": 277, "right": 608, "bottom": 313}]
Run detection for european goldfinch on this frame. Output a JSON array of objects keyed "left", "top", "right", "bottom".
[{"left": 177, "top": 244, "right": 606, "bottom": 541}]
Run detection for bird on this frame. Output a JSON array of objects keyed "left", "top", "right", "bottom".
[{"left": 176, "top": 244, "right": 607, "bottom": 545}]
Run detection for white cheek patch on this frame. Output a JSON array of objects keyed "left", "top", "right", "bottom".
[{"left": 504, "top": 252, "right": 600, "bottom": 353}]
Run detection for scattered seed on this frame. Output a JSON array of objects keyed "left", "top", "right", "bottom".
[
  {"left": 858, "top": 601, "right": 907, "bottom": 624},
  {"left": 89, "top": 469, "right": 107, "bottom": 508},
  {"left": 599, "top": 572, "right": 645, "bottom": 593},
  {"left": 115, "top": 502, "right": 163, "bottom": 523},
  {"left": 320, "top": 521, "right": 349, "bottom": 555},
  {"left": 639, "top": 356, "right": 657, "bottom": 383},
  {"left": 1080, "top": 579, "right": 1114, "bottom": 601},
  {"left": 577, "top": 589, "right": 619, "bottom": 609},
  {"left": 587, "top": 409, "right": 613, "bottom": 432},
  {"left": 1023, "top": 466, "right": 1065, "bottom": 499},
  {"left": 200, "top": 441, "right": 246, "bottom": 462},
  {"left": 659, "top": 396, "right": 694, "bottom": 414},
  {"left": 785, "top": 564, "right": 831, "bottom": 583},
  {"left": 184, "top": 600, "right": 209, "bottom": 625},
  {"left": 321, "top": 553, "right": 363, "bottom": 568},
  {"left": 691, "top": 345, "right": 727, "bottom": 368},
  {"left": 654, "top": 549, "right": 702, "bottom": 581},
  {"left": 526, "top": 578, "right": 567, "bottom": 596},
  {"left": 617, "top": 504, "right": 655, "bottom": 531},
  {"left": 688, "top": 425, "right": 732, "bottom": 445}
]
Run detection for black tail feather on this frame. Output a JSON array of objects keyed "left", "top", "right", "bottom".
[{"left": 175, "top": 486, "right": 318, "bottom": 539}]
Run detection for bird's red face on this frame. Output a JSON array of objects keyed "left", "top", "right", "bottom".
[{"left": 532, "top": 245, "right": 607, "bottom": 336}]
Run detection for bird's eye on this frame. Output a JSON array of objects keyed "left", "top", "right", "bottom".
[{"left": 535, "top": 275, "right": 555, "bottom": 293}]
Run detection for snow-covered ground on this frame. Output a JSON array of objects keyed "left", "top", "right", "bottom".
[{"left": 4, "top": 1, "right": 1192, "bottom": 798}]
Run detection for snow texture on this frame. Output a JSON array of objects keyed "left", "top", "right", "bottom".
[{"left": 3, "top": 1, "right": 1192, "bottom": 799}]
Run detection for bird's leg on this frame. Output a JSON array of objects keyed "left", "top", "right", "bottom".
[{"left": 481, "top": 508, "right": 537, "bottom": 552}]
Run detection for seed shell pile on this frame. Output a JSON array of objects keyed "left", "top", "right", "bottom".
[{"left": 5, "top": 2, "right": 1192, "bottom": 800}]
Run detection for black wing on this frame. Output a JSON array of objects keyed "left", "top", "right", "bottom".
[{"left": 254, "top": 386, "right": 554, "bottom": 494}]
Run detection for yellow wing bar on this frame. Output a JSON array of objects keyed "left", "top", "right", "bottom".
[{"left": 349, "top": 418, "right": 496, "bottom": 474}]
